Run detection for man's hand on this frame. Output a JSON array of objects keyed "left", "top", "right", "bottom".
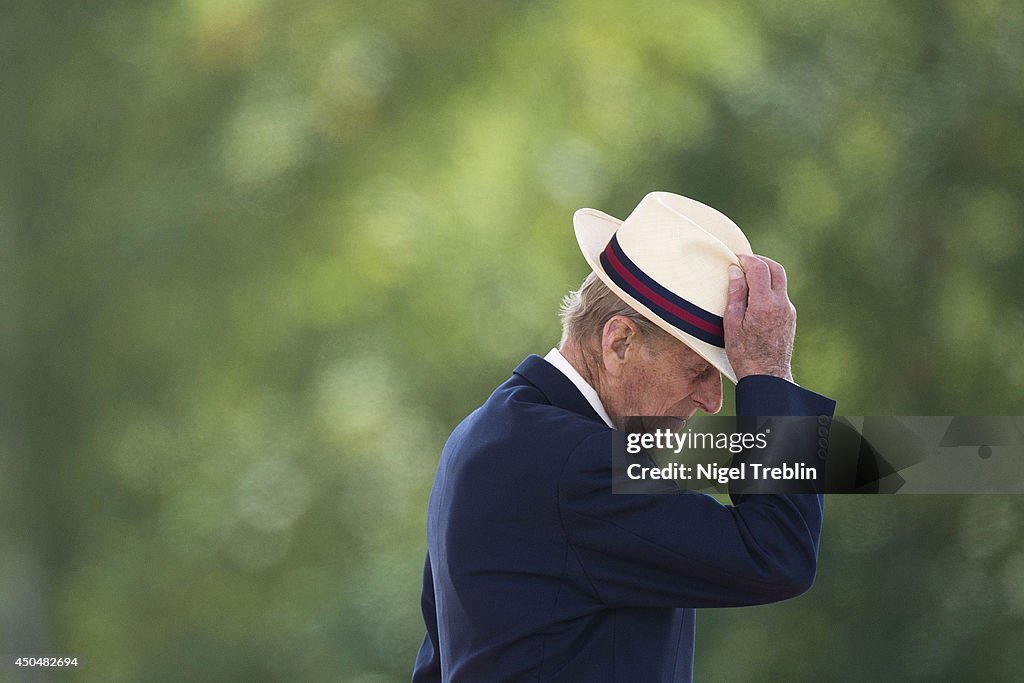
[{"left": 724, "top": 254, "right": 796, "bottom": 382}]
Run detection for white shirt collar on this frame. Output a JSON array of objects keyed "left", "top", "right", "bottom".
[{"left": 542, "top": 348, "right": 614, "bottom": 428}]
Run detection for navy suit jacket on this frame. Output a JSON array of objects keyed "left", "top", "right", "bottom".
[{"left": 413, "top": 354, "right": 836, "bottom": 682}]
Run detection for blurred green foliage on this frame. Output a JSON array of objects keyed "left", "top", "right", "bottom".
[{"left": 1, "top": 0, "right": 1023, "bottom": 680}]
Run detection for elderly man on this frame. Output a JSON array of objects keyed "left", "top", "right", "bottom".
[{"left": 413, "top": 193, "right": 836, "bottom": 682}]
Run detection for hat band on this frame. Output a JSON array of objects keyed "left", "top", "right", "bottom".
[{"left": 600, "top": 234, "right": 725, "bottom": 348}]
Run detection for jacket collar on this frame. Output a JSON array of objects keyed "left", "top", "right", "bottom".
[{"left": 513, "top": 354, "right": 608, "bottom": 426}]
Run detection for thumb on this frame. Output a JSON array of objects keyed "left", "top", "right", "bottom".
[{"left": 724, "top": 264, "right": 747, "bottom": 331}]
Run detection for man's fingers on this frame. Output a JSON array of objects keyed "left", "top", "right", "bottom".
[
  {"left": 725, "top": 264, "right": 748, "bottom": 329},
  {"left": 738, "top": 254, "right": 771, "bottom": 300},
  {"left": 755, "top": 255, "right": 788, "bottom": 292}
]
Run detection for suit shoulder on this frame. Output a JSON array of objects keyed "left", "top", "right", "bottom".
[{"left": 445, "top": 375, "right": 610, "bottom": 466}]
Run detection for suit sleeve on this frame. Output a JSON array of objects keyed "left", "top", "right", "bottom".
[
  {"left": 558, "top": 376, "right": 836, "bottom": 609},
  {"left": 411, "top": 552, "right": 442, "bottom": 683}
]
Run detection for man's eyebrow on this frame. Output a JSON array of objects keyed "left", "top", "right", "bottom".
[{"left": 687, "top": 362, "right": 712, "bottom": 377}]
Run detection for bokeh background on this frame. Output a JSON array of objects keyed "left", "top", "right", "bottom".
[{"left": 2, "top": 0, "right": 1023, "bottom": 680}]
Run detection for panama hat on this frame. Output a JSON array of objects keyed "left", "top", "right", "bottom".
[{"left": 573, "top": 191, "right": 753, "bottom": 383}]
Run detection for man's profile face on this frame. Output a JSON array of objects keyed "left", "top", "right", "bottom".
[{"left": 603, "top": 325, "right": 724, "bottom": 424}]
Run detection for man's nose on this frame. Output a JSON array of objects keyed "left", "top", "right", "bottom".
[{"left": 694, "top": 373, "right": 724, "bottom": 414}]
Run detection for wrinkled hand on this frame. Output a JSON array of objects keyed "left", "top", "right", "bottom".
[{"left": 724, "top": 254, "right": 796, "bottom": 382}]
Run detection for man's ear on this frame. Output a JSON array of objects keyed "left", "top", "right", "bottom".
[{"left": 601, "top": 316, "right": 638, "bottom": 375}]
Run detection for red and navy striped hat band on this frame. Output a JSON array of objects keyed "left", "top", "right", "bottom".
[{"left": 599, "top": 233, "right": 725, "bottom": 348}]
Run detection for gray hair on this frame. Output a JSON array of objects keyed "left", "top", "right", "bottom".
[{"left": 558, "top": 272, "right": 670, "bottom": 349}]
